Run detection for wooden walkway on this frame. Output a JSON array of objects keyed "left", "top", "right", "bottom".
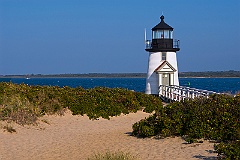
[{"left": 159, "top": 85, "right": 218, "bottom": 102}]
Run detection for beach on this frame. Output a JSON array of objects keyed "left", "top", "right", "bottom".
[{"left": 0, "top": 110, "right": 218, "bottom": 160}]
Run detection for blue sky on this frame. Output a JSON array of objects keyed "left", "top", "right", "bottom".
[{"left": 0, "top": 0, "right": 239, "bottom": 75}]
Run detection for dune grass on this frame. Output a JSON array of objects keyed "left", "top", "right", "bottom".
[{"left": 87, "top": 151, "right": 138, "bottom": 160}]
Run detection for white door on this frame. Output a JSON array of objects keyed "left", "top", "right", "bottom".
[{"left": 162, "top": 73, "right": 170, "bottom": 86}]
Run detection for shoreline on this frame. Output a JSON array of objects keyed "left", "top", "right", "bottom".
[
  {"left": 1, "top": 71, "right": 240, "bottom": 78},
  {"left": 1, "top": 76, "right": 240, "bottom": 78},
  {"left": 179, "top": 77, "right": 240, "bottom": 78}
]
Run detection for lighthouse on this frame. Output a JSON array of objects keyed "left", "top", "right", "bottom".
[{"left": 145, "top": 15, "right": 180, "bottom": 95}]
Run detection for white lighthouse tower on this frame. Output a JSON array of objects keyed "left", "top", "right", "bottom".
[{"left": 145, "top": 15, "right": 180, "bottom": 95}]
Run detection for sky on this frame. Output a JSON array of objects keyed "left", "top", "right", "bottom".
[{"left": 0, "top": 0, "right": 239, "bottom": 75}]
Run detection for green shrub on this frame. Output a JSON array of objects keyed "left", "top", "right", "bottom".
[
  {"left": 132, "top": 94, "right": 240, "bottom": 159},
  {"left": 67, "top": 87, "right": 162, "bottom": 120},
  {"left": 214, "top": 141, "right": 240, "bottom": 160},
  {"left": 132, "top": 116, "right": 156, "bottom": 137},
  {"left": 0, "top": 82, "right": 162, "bottom": 124}
]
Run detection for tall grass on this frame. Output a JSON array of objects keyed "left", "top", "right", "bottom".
[{"left": 87, "top": 151, "right": 138, "bottom": 160}]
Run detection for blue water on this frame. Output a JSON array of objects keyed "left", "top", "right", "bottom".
[
  {"left": 180, "top": 78, "right": 240, "bottom": 94},
  {"left": 0, "top": 77, "right": 240, "bottom": 94}
]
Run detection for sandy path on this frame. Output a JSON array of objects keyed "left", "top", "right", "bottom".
[{"left": 0, "top": 111, "right": 218, "bottom": 160}]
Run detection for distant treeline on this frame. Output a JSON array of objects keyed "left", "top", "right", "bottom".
[
  {"left": 179, "top": 70, "right": 240, "bottom": 78},
  {"left": 0, "top": 73, "right": 146, "bottom": 78},
  {"left": 1, "top": 70, "right": 240, "bottom": 78}
]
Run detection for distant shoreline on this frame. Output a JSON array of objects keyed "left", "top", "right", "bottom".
[
  {"left": 0, "top": 71, "right": 240, "bottom": 78},
  {"left": 180, "top": 77, "right": 240, "bottom": 78},
  {"left": 1, "top": 76, "right": 240, "bottom": 79}
]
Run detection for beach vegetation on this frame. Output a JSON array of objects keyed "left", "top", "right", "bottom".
[
  {"left": 0, "top": 82, "right": 161, "bottom": 125},
  {"left": 132, "top": 94, "right": 240, "bottom": 159},
  {"left": 2, "top": 125, "right": 16, "bottom": 133},
  {"left": 87, "top": 151, "right": 138, "bottom": 160},
  {"left": 41, "top": 119, "right": 50, "bottom": 125}
]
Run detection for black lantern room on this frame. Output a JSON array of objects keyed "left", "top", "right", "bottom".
[{"left": 145, "top": 15, "right": 180, "bottom": 52}]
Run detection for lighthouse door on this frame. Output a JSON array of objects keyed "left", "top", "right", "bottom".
[{"left": 162, "top": 73, "right": 170, "bottom": 86}]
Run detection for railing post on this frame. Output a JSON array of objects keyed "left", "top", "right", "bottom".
[
  {"left": 159, "top": 85, "right": 162, "bottom": 96},
  {"left": 186, "top": 87, "right": 190, "bottom": 100},
  {"left": 192, "top": 90, "right": 195, "bottom": 99},
  {"left": 171, "top": 86, "right": 174, "bottom": 100}
]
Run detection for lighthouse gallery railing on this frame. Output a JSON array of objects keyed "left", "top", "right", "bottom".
[
  {"left": 145, "top": 39, "right": 180, "bottom": 49},
  {"left": 159, "top": 85, "right": 218, "bottom": 101}
]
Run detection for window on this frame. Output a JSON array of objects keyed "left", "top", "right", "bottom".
[
  {"left": 153, "top": 30, "right": 173, "bottom": 39},
  {"left": 170, "top": 31, "right": 173, "bottom": 39},
  {"left": 162, "top": 52, "right": 166, "bottom": 61},
  {"left": 153, "top": 30, "right": 163, "bottom": 39},
  {"left": 164, "top": 30, "right": 169, "bottom": 38}
]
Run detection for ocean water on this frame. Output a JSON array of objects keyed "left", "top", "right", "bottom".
[
  {"left": 0, "top": 77, "right": 240, "bottom": 94},
  {"left": 179, "top": 78, "right": 240, "bottom": 94}
]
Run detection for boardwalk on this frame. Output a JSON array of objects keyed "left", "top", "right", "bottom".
[{"left": 159, "top": 85, "right": 218, "bottom": 102}]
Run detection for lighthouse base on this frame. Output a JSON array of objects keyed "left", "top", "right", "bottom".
[{"left": 145, "top": 51, "right": 179, "bottom": 95}]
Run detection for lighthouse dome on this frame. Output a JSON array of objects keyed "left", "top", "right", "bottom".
[{"left": 152, "top": 15, "right": 173, "bottom": 31}]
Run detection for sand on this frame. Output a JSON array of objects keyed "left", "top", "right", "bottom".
[{"left": 0, "top": 110, "right": 218, "bottom": 160}]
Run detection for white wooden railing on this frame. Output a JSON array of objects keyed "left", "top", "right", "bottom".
[{"left": 159, "top": 85, "right": 218, "bottom": 102}]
